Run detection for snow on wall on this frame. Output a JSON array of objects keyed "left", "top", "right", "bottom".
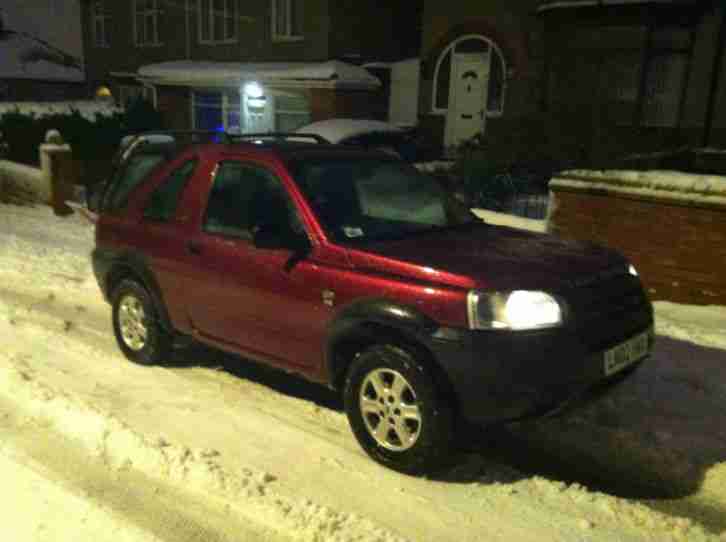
[
  {"left": 552, "top": 169, "right": 726, "bottom": 207},
  {"left": 0, "top": 101, "right": 122, "bottom": 122}
]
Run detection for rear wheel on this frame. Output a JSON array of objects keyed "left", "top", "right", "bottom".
[
  {"left": 344, "top": 344, "right": 454, "bottom": 475},
  {"left": 111, "top": 279, "right": 171, "bottom": 365}
]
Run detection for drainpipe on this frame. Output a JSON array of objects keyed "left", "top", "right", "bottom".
[
  {"left": 703, "top": 3, "right": 726, "bottom": 148},
  {"left": 185, "top": 0, "right": 191, "bottom": 59}
]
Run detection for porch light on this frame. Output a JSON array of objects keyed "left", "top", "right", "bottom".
[{"left": 244, "top": 81, "right": 264, "bottom": 99}]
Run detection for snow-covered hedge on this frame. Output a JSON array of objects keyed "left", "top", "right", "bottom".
[
  {"left": 0, "top": 101, "right": 122, "bottom": 122},
  {"left": 0, "top": 103, "right": 125, "bottom": 168}
]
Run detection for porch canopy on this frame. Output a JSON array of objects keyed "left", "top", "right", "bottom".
[
  {"left": 135, "top": 60, "right": 380, "bottom": 90},
  {"left": 537, "top": 0, "right": 700, "bottom": 12}
]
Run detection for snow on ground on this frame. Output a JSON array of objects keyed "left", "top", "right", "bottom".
[{"left": 1, "top": 202, "right": 726, "bottom": 541}]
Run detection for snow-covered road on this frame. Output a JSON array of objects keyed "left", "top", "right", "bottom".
[{"left": 1, "top": 203, "right": 725, "bottom": 541}]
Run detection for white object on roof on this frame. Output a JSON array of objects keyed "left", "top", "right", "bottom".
[
  {"left": 538, "top": 0, "right": 681, "bottom": 12},
  {"left": 295, "top": 119, "right": 403, "bottom": 144},
  {"left": 137, "top": 60, "right": 380, "bottom": 89}
]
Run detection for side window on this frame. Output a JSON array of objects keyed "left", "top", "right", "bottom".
[
  {"left": 203, "top": 161, "right": 303, "bottom": 239},
  {"left": 143, "top": 159, "right": 198, "bottom": 221},
  {"left": 103, "top": 153, "right": 165, "bottom": 211}
]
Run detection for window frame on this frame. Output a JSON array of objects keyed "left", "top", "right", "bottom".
[
  {"left": 91, "top": 0, "right": 110, "bottom": 48},
  {"left": 271, "top": 0, "right": 304, "bottom": 42},
  {"left": 133, "top": 0, "right": 163, "bottom": 47},
  {"left": 191, "top": 90, "right": 241, "bottom": 132},
  {"left": 198, "top": 0, "right": 238, "bottom": 45},
  {"left": 202, "top": 160, "right": 300, "bottom": 241},
  {"left": 143, "top": 158, "right": 199, "bottom": 222}
]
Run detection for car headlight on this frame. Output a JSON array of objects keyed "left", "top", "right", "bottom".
[
  {"left": 628, "top": 264, "right": 638, "bottom": 277},
  {"left": 467, "top": 290, "right": 563, "bottom": 330}
]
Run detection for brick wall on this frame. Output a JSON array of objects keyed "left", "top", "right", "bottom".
[
  {"left": 156, "top": 86, "right": 191, "bottom": 130},
  {"left": 549, "top": 177, "right": 726, "bottom": 305},
  {"left": 308, "top": 88, "right": 387, "bottom": 122}
]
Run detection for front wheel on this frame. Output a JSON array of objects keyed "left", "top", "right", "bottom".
[{"left": 343, "top": 344, "right": 454, "bottom": 475}]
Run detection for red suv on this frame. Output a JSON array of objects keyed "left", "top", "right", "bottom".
[{"left": 91, "top": 132, "right": 654, "bottom": 474}]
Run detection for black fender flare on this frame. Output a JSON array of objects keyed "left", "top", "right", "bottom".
[
  {"left": 106, "top": 251, "right": 174, "bottom": 333},
  {"left": 325, "top": 298, "right": 439, "bottom": 389}
]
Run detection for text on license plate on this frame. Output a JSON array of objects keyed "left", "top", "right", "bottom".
[{"left": 604, "top": 331, "right": 649, "bottom": 376}]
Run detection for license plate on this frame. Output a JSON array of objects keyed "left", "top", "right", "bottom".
[{"left": 604, "top": 330, "right": 649, "bottom": 376}]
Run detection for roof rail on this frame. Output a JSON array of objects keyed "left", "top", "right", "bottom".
[
  {"left": 227, "top": 132, "right": 328, "bottom": 144},
  {"left": 115, "top": 130, "right": 224, "bottom": 165}
]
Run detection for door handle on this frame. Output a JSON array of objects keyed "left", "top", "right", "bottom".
[{"left": 186, "top": 240, "right": 202, "bottom": 255}]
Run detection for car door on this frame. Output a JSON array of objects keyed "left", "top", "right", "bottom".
[
  {"left": 137, "top": 158, "right": 200, "bottom": 334},
  {"left": 184, "top": 158, "right": 332, "bottom": 369}
]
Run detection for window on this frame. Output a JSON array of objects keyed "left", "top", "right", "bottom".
[
  {"left": 199, "top": 0, "right": 237, "bottom": 44},
  {"left": 91, "top": 1, "right": 110, "bottom": 47},
  {"left": 193, "top": 91, "right": 240, "bottom": 132},
  {"left": 134, "top": 0, "right": 163, "bottom": 46},
  {"left": 117, "top": 85, "right": 153, "bottom": 107},
  {"left": 272, "top": 0, "right": 303, "bottom": 41},
  {"left": 274, "top": 94, "right": 310, "bottom": 131},
  {"left": 103, "top": 153, "right": 167, "bottom": 211},
  {"left": 291, "top": 159, "right": 475, "bottom": 243},
  {"left": 203, "top": 162, "right": 298, "bottom": 239},
  {"left": 433, "top": 36, "right": 506, "bottom": 116},
  {"left": 641, "top": 52, "right": 688, "bottom": 127},
  {"left": 144, "top": 160, "right": 198, "bottom": 221}
]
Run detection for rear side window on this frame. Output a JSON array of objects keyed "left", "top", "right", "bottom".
[
  {"left": 143, "top": 159, "right": 198, "bottom": 221},
  {"left": 103, "top": 153, "right": 165, "bottom": 211}
]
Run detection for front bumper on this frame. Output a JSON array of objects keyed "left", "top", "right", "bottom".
[{"left": 426, "top": 306, "right": 654, "bottom": 426}]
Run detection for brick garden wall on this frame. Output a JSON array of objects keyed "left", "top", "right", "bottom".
[{"left": 548, "top": 173, "right": 726, "bottom": 305}]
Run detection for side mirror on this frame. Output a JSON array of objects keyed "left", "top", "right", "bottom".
[{"left": 253, "top": 222, "right": 310, "bottom": 252}]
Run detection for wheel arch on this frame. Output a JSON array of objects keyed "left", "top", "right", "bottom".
[
  {"left": 326, "top": 299, "right": 459, "bottom": 415},
  {"left": 106, "top": 253, "right": 174, "bottom": 333}
]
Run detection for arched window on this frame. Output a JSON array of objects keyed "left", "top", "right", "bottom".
[{"left": 432, "top": 35, "right": 506, "bottom": 117}]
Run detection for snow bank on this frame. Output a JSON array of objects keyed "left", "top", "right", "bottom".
[
  {"left": 654, "top": 302, "right": 726, "bottom": 351},
  {"left": 0, "top": 159, "right": 48, "bottom": 203},
  {"left": 0, "top": 101, "right": 122, "bottom": 122},
  {"left": 138, "top": 60, "right": 380, "bottom": 89},
  {"left": 472, "top": 208, "right": 548, "bottom": 232},
  {"left": 552, "top": 169, "right": 726, "bottom": 207}
]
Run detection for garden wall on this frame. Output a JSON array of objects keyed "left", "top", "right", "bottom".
[{"left": 548, "top": 170, "right": 726, "bottom": 305}]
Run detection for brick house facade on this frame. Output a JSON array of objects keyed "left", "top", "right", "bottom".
[
  {"left": 417, "top": 0, "right": 726, "bottom": 165},
  {"left": 79, "top": 0, "right": 416, "bottom": 133}
]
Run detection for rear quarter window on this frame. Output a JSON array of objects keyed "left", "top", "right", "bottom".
[{"left": 103, "top": 153, "right": 166, "bottom": 211}]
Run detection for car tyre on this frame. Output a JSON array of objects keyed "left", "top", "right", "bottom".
[
  {"left": 344, "top": 343, "right": 454, "bottom": 475},
  {"left": 112, "top": 279, "right": 171, "bottom": 365}
]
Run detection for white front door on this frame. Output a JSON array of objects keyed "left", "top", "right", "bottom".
[{"left": 445, "top": 52, "right": 490, "bottom": 148}]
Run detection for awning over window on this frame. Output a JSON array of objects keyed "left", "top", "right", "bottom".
[
  {"left": 136, "top": 60, "right": 380, "bottom": 90},
  {"left": 537, "top": 0, "right": 698, "bottom": 13}
]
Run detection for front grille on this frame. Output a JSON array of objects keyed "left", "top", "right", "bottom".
[{"left": 563, "top": 273, "right": 652, "bottom": 351}]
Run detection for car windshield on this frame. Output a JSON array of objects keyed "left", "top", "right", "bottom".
[{"left": 289, "top": 158, "right": 477, "bottom": 243}]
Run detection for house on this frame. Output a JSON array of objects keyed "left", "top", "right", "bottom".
[
  {"left": 80, "top": 0, "right": 420, "bottom": 133},
  {"left": 416, "top": 0, "right": 726, "bottom": 164},
  {"left": 0, "top": 1, "right": 86, "bottom": 101}
]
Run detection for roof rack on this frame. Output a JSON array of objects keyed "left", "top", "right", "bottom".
[{"left": 226, "top": 132, "right": 328, "bottom": 144}]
